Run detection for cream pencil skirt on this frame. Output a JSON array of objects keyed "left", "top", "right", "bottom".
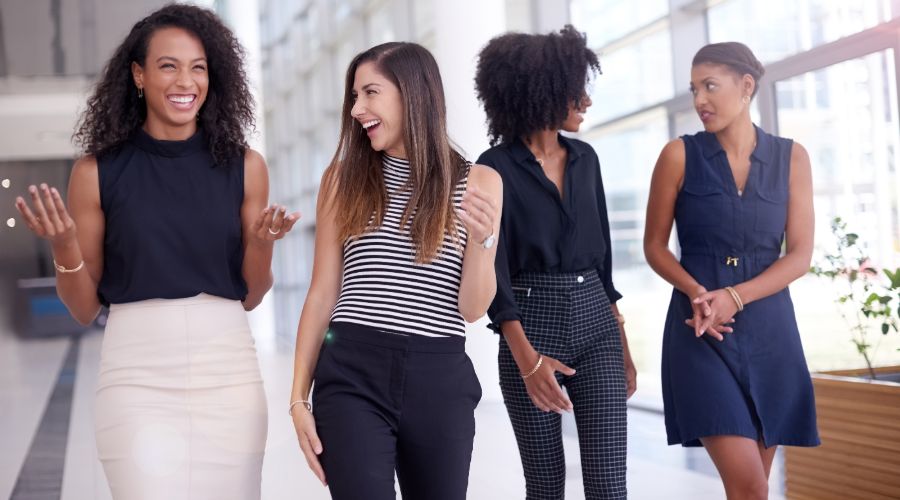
[{"left": 94, "top": 294, "right": 268, "bottom": 500}]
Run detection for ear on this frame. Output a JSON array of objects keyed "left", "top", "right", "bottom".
[
  {"left": 131, "top": 61, "right": 144, "bottom": 90},
  {"left": 743, "top": 74, "right": 756, "bottom": 98}
]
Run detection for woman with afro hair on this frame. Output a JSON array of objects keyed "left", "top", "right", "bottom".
[
  {"left": 475, "top": 25, "right": 634, "bottom": 499},
  {"left": 14, "top": 4, "right": 297, "bottom": 498}
]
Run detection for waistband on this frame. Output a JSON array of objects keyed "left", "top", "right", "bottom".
[
  {"left": 510, "top": 269, "right": 601, "bottom": 290},
  {"left": 680, "top": 249, "right": 782, "bottom": 266},
  {"left": 108, "top": 293, "right": 240, "bottom": 312},
  {"left": 327, "top": 321, "right": 466, "bottom": 353}
]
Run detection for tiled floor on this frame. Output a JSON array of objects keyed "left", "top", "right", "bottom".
[{"left": 1, "top": 313, "right": 786, "bottom": 499}]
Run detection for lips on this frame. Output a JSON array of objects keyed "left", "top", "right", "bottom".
[
  {"left": 361, "top": 119, "right": 381, "bottom": 137},
  {"left": 698, "top": 110, "right": 714, "bottom": 122},
  {"left": 167, "top": 94, "right": 197, "bottom": 111}
]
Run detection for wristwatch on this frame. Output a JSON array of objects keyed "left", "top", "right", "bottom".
[{"left": 481, "top": 233, "right": 496, "bottom": 249}]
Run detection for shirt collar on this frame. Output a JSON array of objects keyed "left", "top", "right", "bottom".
[
  {"left": 701, "top": 124, "right": 772, "bottom": 165},
  {"left": 510, "top": 133, "right": 585, "bottom": 165}
]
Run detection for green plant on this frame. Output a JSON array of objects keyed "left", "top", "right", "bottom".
[{"left": 809, "top": 217, "right": 900, "bottom": 379}]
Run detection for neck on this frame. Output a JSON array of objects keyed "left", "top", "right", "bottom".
[
  {"left": 142, "top": 117, "right": 197, "bottom": 141},
  {"left": 523, "top": 129, "right": 562, "bottom": 158},
  {"left": 385, "top": 144, "right": 408, "bottom": 160},
  {"left": 715, "top": 116, "right": 756, "bottom": 156}
]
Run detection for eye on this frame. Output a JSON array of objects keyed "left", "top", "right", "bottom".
[
  {"left": 161, "top": 63, "right": 176, "bottom": 70},
  {"left": 366, "top": 89, "right": 377, "bottom": 95},
  {"left": 706, "top": 82, "right": 718, "bottom": 91},
  {"left": 689, "top": 87, "right": 697, "bottom": 96},
  {"left": 193, "top": 64, "right": 206, "bottom": 71}
]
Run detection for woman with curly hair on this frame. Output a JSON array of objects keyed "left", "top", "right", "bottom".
[
  {"left": 13, "top": 4, "right": 295, "bottom": 498},
  {"left": 474, "top": 25, "right": 634, "bottom": 499},
  {"left": 289, "top": 42, "right": 501, "bottom": 500}
]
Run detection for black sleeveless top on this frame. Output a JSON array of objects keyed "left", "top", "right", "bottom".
[{"left": 96, "top": 128, "right": 247, "bottom": 306}]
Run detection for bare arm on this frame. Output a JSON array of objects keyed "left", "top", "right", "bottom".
[
  {"left": 643, "top": 139, "right": 705, "bottom": 296},
  {"left": 289, "top": 172, "right": 344, "bottom": 486},
  {"left": 240, "top": 149, "right": 299, "bottom": 311},
  {"left": 457, "top": 164, "right": 503, "bottom": 322},
  {"left": 15, "top": 157, "right": 105, "bottom": 325},
  {"left": 644, "top": 139, "right": 732, "bottom": 340}
]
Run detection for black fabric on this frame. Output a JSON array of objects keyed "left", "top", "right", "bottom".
[
  {"left": 477, "top": 134, "right": 621, "bottom": 332},
  {"left": 313, "top": 321, "right": 482, "bottom": 500},
  {"left": 96, "top": 128, "right": 247, "bottom": 306}
]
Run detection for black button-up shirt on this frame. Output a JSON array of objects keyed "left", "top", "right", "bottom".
[{"left": 476, "top": 134, "right": 622, "bottom": 329}]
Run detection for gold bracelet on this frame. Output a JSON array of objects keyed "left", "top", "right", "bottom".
[
  {"left": 53, "top": 259, "right": 84, "bottom": 274},
  {"left": 724, "top": 286, "right": 744, "bottom": 312},
  {"left": 521, "top": 354, "right": 543, "bottom": 379},
  {"left": 288, "top": 400, "right": 312, "bottom": 416}
]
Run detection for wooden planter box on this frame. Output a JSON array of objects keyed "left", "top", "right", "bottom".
[{"left": 784, "top": 366, "right": 900, "bottom": 500}]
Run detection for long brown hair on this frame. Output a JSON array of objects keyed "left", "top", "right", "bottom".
[{"left": 322, "top": 42, "right": 467, "bottom": 263}]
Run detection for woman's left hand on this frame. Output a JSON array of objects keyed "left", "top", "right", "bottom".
[
  {"left": 250, "top": 204, "right": 300, "bottom": 242},
  {"left": 691, "top": 288, "right": 739, "bottom": 335},
  {"left": 457, "top": 186, "right": 498, "bottom": 245}
]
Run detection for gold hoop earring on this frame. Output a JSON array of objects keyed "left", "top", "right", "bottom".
[
  {"left": 742, "top": 95, "right": 750, "bottom": 104},
  {"left": 138, "top": 87, "right": 143, "bottom": 99}
]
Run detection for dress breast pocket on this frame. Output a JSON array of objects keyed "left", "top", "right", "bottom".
[
  {"left": 676, "top": 183, "right": 730, "bottom": 228},
  {"left": 754, "top": 190, "right": 788, "bottom": 234}
]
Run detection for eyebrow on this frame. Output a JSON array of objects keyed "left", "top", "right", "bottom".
[
  {"left": 353, "top": 82, "right": 381, "bottom": 92},
  {"left": 156, "top": 56, "right": 207, "bottom": 63}
]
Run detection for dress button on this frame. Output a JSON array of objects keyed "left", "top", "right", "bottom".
[{"left": 576, "top": 275, "right": 584, "bottom": 283}]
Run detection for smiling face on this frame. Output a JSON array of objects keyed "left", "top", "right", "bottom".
[
  {"left": 132, "top": 26, "right": 209, "bottom": 138},
  {"left": 560, "top": 94, "right": 592, "bottom": 133},
  {"left": 350, "top": 61, "right": 406, "bottom": 158},
  {"left": 690, "top": 62, "right": 755, "bottom": 133}
]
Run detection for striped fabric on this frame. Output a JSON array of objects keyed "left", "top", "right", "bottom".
[{"left": 330, "top": 155, "right": 469, "bottom": 337}]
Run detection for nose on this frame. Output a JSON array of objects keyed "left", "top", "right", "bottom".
[
  {"left": 175, "top": 67, "right": 192, "bottom": 88},
  {"left": 582, "top": 95, "right": 592, "bottom": 109},
  {"left": 350, "top": 99, "right": 364, "bottom": 120}
]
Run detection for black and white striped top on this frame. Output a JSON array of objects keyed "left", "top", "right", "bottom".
[{"left": 330, "top": 155, "right": 469, "bottom": 337}]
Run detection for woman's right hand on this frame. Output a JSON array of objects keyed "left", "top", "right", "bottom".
[
  {"left": 291, "top": 406, "right": 326, "bottom": 486},
  {"left": 15, "top": 184, "right": 77, "bottom": 247},
  {"left": 686, "top": 285, "right": 733, "bottom": 341},
  {"left": 520, "top": 352, "right": 576, "bottom": 414}
]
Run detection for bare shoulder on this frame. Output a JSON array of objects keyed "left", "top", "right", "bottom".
[
  {"left": 468, "top": 163, "right": 502, "bottom": 198},
  {"left": 71, "top": 154, "right": 98, "bottom": 177},
  {"left": 790, "top": 141, "right": 811, "bottom": 167},
  {"left": 244, "top": 148, "right": 268, "bottom": 174},
  {"left": 658, "top": 138, "right": 686, "bottom": 166}
]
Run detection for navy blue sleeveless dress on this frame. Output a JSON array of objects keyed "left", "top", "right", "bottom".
[{"left": 661, "top": 126, "right": 820, "bottom": 448}]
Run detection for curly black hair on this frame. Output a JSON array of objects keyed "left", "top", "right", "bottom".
[
  {"left": 74, "top": 3, "right": 254, "bottom": 165},
  {"left": 475, "top": 25, "right": 600, "bottom": 146}
]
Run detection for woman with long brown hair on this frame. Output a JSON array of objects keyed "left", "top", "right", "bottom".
[{"left": 288, "top": 42, "right": 502, "bottom": 500}]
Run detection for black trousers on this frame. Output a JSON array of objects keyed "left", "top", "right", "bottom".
[
  {"left": 499, "top": 270, "right": 627, "bottom": 500},
  {"left": 313, "top": 321, "right": 482, "bottom": 500}
]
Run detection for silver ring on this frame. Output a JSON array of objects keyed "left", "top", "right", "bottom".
[{"left": 268, "top": 227, "right": 280, "bottom": 235}]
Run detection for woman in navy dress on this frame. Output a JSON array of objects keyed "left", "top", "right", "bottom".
[{"left": 644, "top": 42, "right": 819, "bottom": 499}]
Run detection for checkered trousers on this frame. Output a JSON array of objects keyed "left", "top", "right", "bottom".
[{"left": 498, "top": 269, "right": 627, "bottom": 499}]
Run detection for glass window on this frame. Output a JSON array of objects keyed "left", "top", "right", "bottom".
[
  {"left": 570, "top": 0, "right": 668, "bottom": 48},
  {"left": 709, "top": 0, "right": 894, "bottom": 63},
  {"left": 586, "top": 27, "right": 674, "bottom": 125},
  {"left": 776, "top": 49, "right": 900, "bottom": 369}
]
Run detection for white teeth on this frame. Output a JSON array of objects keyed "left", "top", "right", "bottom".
[
  {"left": 362, "top": 120, "right": 381, "bottom": 129},
  {"left": 168, "top": 95, "right": 195, "bottom": 104}
]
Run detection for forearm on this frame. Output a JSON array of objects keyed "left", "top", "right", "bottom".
[
  {"left": 734, "top": 249, "right": 811, "bottom": 306},
  {"left": 457, "top": 244, "right": 497, "bottom": 322},
  {"left": 290, "top": 294, "right": 334, "bottom": 402},
  {"left": 52, "top": 241, "right": 101, "bottom": 325},
  {"left": 499, "top": 320, "right": 540, "bottom": 373},
  {"left": 241, "top": 240, "right": 275, "bottom": 310},
  {"left": 645, "top": 243, "right": 703, "bottom": 296}
]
